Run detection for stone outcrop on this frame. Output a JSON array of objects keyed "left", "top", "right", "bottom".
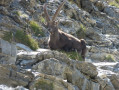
[
  {"left": 0, "top": 38, "right": 17, "bottom": 64},
  {"left": 0, "top": 0, "right": 13, "bottom": 6},
  {"left": 0, "top": 64, "right": 33, "bottom": 87},
  {"left": 17, "top": 49, "right": 119, "bottom": 90},
  {"left": 0, "top": 0, "right": 119, "bottom": 90},
  {"left": 30, "top": 73, "right": 78, "bottom": 90}
]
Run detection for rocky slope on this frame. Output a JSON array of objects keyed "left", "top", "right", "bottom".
[{"left": 0, "top": 0, "right": 119, "bottom": 90}]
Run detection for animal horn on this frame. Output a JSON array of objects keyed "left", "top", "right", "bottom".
[
  {"left": 44, "top": 4, "right": 51, "bottom": 22},
  {"left": 52, "top": 1, "right": 66, "bottom": 21}
]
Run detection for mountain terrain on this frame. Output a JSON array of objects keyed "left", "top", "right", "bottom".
[{"left": 0, "top": 0, "right": 119, "bottom": 90}]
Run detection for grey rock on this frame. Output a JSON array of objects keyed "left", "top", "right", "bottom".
[
  {"left": 80, "top": 0, "right": 98, "bottom": 13},
  {"left": 1, "top": 39, "right": 11, "bottom": 55},
  {"left": 0, "top": 64, "right": 33, "bottom": 87},
  {"left": 108, "top": 74, "right": 119, "bottom": 90},
  {"left": 20, "top": 0, "right": 36, "bottom": 9},
  {"left": 30, "top": 73, "right": 78, "bottom": 90},
  {"left": 113, "top": 63, "right": 119, "bottom": 73},
  {"left": 0, "top": 0, "right": 13, "bottom": 6},
  {"left": 104, "top": 6, "right": 119, "bottom": 20},
  {"left": 0, "top": 6, "right": 9, "bottom": 15},
  {"left": 0, "top": 85, "right": 28, "bottom": 90},
  {"left": 0, "top": 39, "right": 17, "bottom": 64}
]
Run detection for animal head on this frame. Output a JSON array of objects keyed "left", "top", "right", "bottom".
[{"left": 44, "top": 1, "right": 65, "bottom": 34}]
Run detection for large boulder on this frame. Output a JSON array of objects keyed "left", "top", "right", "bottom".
[
  {"left": 32, "top": 55, "right": 98, "bottom": 90},
  {"left": 30, "top": 73, "right": 78, "bottom": 90},
  {"left": 0, "top": 64, "right": 33, "bottom": 87},
  {"left": 0, "top": 39, "right": 17, "bottom": 64}
]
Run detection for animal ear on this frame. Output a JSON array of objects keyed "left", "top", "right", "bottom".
[
  {"left": 44, "top": 4, "right": 51, "bottom": 23},
  {"left": 52, "top": 1, "right": 66, "bottom": 21}
]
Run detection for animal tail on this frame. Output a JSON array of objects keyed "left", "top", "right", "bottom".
[{"left": 81, "top": 39, "right": 87, "bottom": 60}]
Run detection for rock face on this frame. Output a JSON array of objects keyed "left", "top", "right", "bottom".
[
  {"left": 0, "top": 64, "right": 33, "bottom": 87},
  {"left": 0, "top": 39, "right": 119, "bottom": 90},
  {"left": 0, "top": 0, "right": 119, "bottom": 90},
  {"left": 0, "top": 38, "right": 17, "bottom": 64},
  {"left": 16, "top": 49, "right": 119, "bottom": 90},
  {"left": 32, "top": 58, "right": 98, "bottom": 90},
  {"left": 0, "top": 0, "right": 13, "bottom": 6}
]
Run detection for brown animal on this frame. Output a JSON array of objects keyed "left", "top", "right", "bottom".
[{"left": 44, "top": 1, "right": 87, "bottom": 60}]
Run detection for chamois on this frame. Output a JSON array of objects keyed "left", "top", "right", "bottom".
[{"left": 44, "top": 1, "right": 87, "bottom": 60}]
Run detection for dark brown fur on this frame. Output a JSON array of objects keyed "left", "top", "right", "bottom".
[{"left": 44, "top": 1, "right": 87, "bottom": 60}]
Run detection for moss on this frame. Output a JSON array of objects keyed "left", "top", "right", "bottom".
[
  {"left": 76, "top": 24, "right": 86, "bottom": 39},
  {"left": 35, "top": 79, "right": 54, "bottom": 90},
  {"left": 60, "top": 51, "right": 84, "bottom": 61},
  {"left": 30, "top": 20, "right": 45, "bottom": 37},
  {"left": 15, "top": 30, "right": 39, "bottom": 50}
]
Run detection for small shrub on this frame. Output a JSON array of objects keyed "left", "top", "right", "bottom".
[
  {"left": 30, "top": 20, "right": 45, "bottom": 37},
  {"left": 60, "top": 50, "right": 84, "bottom": 61},
  {"left": 15, "top": 30, "right": 39, "bottom": 50},
  {"left": 2, "top": 31, "right": 13, "bottom": 42},
  {"left": 105, "top": 54, "right": 115, "bottom": 62},
  {"left": 2, "top": 30, "right": 39, "bottom": 50},
  {"left": 76, "top": 24, "right": 86, "bottom": 39}
]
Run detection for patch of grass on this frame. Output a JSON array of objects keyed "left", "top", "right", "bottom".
[
  {"left": 15, "top": 30, "right": 39, "bottom": 50},
  {"left": 2, "top": 30, "right": 39, "bottom": 50},
  {"left": 40, "top": 16, "right": 46, "bottom": 23},
  {"left": 30, "top": 20, "right": 45, "bottom": 37},
  {"left": 2, "top": 31, "right": 13, "bottom": 42},
  {"left": 105, "top": 54, "right": 115, "bottom": 62},
  {"left": 13, "top": 11, "right": 21, "bottom": 16},
  {"left": 61, "top": 50, "right": 84, "bottom": 61},
  {"left": 109, "top": 1, "right": 119, "bottom": 8},
  {"left": 76, "top": 24, "right": 86, "bottom": 39},
  {"left": 35, "top": 79, "right": 53, "bottom": 90},
  {"left": 115, "top": 0, "right": 119, "bottom": 3}
]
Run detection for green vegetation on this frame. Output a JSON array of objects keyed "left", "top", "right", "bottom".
[
  {"left": 13, "top": 11, "right": 21, "bottom": 16},
  {"left": 104, "top": 0, "right": 119, "bottom": 8},
  {"left": 35, "top": 79, "right": 53, "bottom": 90},
  {"left": 30, "top": 20, "right": 45, "bottom": 37},
  {"left": 109, "top": 1, "right": 119, "bottom": 8},
  {"left": 105, "top": 54, "right": 115, "bottom": 62},
  {"left": 2, "top": 31, "right": 13, "bottom": 42},
  {"left": 15, "top": 30, "right": 39, "bottom": 50},
  {"left": 115, "top": 0, "right": 119, "bottom": 3},
  {"left": 40, "top": 16, "right": 46, "bottom": 23},
  {"left": 76, "top": 24, "right": 86, "bottom": 39},
  {"left": 3, "top": 30, "right": 39, "bottom": 50},
  {"left": 61, "top": 51, "right": 84, "bottom": 61}
]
